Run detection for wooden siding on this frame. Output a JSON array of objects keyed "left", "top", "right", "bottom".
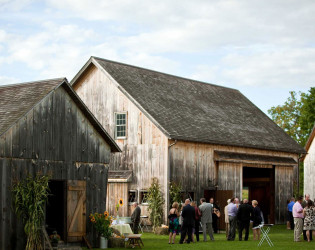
[
  {"left": 106, "top": 183, "right": 129, "bottom": 217},
  {"left": 73, "top": 65, "right": 169, "bottom": 217},
  {"left": 275, "top": 166, "right": 293, "bottom": 224},
  {"left": 304, "top": 138, "right": 315, "bottom": 200},
  {"left": 0, "top": 86, "right": 112, "bottom": 249},
  {"left": 218, "top": 162, "right": 242, "bottom": 197}
]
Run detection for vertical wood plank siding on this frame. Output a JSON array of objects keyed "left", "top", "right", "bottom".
[
  {"left": 73, "top": 65, "right": 169, "bottom": 217},
  {"left": 0, "top": 86, "right": 112, "bottom": 249},
  {"left": 304, "top": 140, "right": 315, "bottom": 200}
]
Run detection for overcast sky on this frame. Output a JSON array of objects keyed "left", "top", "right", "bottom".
[{"left": 0, "top": 0, "right": 314, "bottom": 114}]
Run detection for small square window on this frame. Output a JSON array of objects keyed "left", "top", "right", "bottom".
[
  {"left": 140, "top": 191, "right": 148, "bottom": 204},
  {"left": 115, "top": 112, "right": 127, "bottom": 139},
  {"left": 128, "top": 191, "right": 137, "bottom": 203}
]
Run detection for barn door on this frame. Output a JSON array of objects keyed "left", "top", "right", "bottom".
[
  {"left": 67, "top": 180, "right": 86, "bottom": 242},
  {"left": 215, "top": 190, "right": 233, "bottom": 230}
]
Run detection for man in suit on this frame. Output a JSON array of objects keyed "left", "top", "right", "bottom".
[
  {"left": 199, "top": 198, "right": 215, "bottom": 241},
  {"left": 179, "top": 199, "right": 195, "bottom": 244},
  {"left": 237, "top": 199, "right": 253, "bottom": 241},
  {"left": 131, "top": 202, "right": 141, "bottom": 233}
]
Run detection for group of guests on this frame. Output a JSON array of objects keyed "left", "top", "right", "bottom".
[
  {"left": 168, "top": 197, "right": 263, "bottom": 244},
  {"left": 288, "top": 194, "right": 315, "bottom": 242}
]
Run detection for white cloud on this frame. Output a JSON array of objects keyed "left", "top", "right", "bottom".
[{"left": 0, "top": 75, "right": 20, "bottom": 85}]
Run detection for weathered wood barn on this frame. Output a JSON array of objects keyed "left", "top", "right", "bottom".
[
  {"left": 71, "top": 56, "right": 305, "bottom": 225},
  {"left": 0, "top": 78, "right": 120, "bottom": 249},
  {"left": 303, "top": 124, "right": 315, "bottom": 199}
]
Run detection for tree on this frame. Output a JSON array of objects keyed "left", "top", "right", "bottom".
[
  {"left": 147, "top": 178, "right": 164, "bottom": 232},
  {"left": 268, "top": 87, "right": 315, "bottom": 147}
]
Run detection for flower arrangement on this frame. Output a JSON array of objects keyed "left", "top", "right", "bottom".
[
  {"left": 89, "top": 211, "right": 113, "bottom": 239},
  {"left": 49, "top": 231, "right": 61, "bottom": 247},
  {"left": 115, "top": 198, "right": 124, "bottom": 216}
]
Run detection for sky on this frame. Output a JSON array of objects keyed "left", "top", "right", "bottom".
[{"left": 0, "top": 0, "right": 314, "bottom": 115}]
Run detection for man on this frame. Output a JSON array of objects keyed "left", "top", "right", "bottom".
[
  {"left": 302, "top": 194, "right": 312, "bottom": 241},
  {"left": 131, "top": 202, "right": 141, "bottom": 234},
  {"left": 224, "top": 199, "right": 231, "bottom": 239},
  {"left": 227, "top": 197, "right": 238, "bottom": 241},
  {"left": 237, "top": 199, "right": 253, "bottom": 241},
  {"left": 292, "top": 196, "right": 304, "bottom": 242},
  {"left": 287, "top": 197, "right": 295, "bottom": 230},
  {"left": 179, "top": 199, "right": 195, "bottom": 244},
  {"left": 210, "top": 198, "right": 220, "bottom": 233},
  {"left": 199, "top": 198, "right": 215, "bottom": 241}
]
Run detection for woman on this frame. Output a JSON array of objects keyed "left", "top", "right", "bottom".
[
  {"left": 168, "top": 202, "right": 180, "bottom": 244},
  {"left": 252, "top": 200, "right": 262, "bottom": 240},
  {"left": 303, "top": 199, "right": 315, "bottom": 242},
  {"left": 224, "top": 199, "right": 231, "bottom": 239},
  {"left": 191, "top": 201, "right": 201, "bottom": 242}
]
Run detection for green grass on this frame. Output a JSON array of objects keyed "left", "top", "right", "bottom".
[{"left": 86, "top": 225, "right": 315, "bottom": 249}]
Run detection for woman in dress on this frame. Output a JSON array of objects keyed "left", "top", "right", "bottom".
[
  {"left": 168, "top": 202, "right": 180, "bottom": 244},
  {"left": 303, "top": 199, "right": 315, "bottom": 242},
  {"left": 252, "top": 200, "right": 262, "bottom": 240}
]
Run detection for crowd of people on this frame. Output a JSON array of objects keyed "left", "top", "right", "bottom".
[
  {"left": 287, "top": 194, "right": 315, "bottom": 242},
  {"left": 168, "top": 197, "right": 263, "bottom": 244}
]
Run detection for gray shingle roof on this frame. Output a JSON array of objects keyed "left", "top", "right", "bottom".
[
  {"left": 75, "top": 57, "right": 305, "bottom": 154},
  {"left": 0, "top": 78, "right": 121, "bottom": 152}
]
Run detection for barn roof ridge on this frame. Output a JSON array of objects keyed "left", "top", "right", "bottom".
[{"left": 71, "top": 56, "right": 305, "bottom": 154}]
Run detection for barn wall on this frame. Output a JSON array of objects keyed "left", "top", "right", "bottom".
[
  {"left": 73, "top": 65, "right": 169, "bottom": 217},
  {"left": 275, "top": 166, "right": 294, "bottom": 224},
  {"left": 106, "top": 182, "right": 129, "bottom": 217},
  {"left": 0, "top": 86, "right": 113, "bottom": 249},
  {"left": 304, "top": 139, "right": 315, "bottom": 200}
]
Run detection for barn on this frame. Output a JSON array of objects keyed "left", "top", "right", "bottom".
[
  {"left": 71, "top": 56, "right": 305, "bottom": 226},
  {"left": 303, "top": 124, "right": 315, "bottom": 199},
  {"left": 0, "top": 78, "right": 120, "bottom": 249}
]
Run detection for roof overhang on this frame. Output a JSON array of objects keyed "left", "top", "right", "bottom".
[
  {"left": 214, "top": 151, "right": 297, "bottom": 166},
  {"left": 108, "top": 170, "right": 132, "bottom": 183}
]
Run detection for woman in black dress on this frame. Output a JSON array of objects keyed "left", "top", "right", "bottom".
[
  {"left": 168, "top": 202, "right": 180, "bottom": 244},
  {"left": 252, "top": 200, "right": 262, "bottom": 240}
]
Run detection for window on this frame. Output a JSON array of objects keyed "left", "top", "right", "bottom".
[
  {"left": 128, "top": 190, "right": 137, "bottom": 203},
  {"left": 139, "top": 191, "right": 148, "bottom": 204},
  {"left": 115, "top": 112, "right": 127, "bottom": 139}
]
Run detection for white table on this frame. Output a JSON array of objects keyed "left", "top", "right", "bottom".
[
  {"left": 257, "top": 224, "right": 274, "bottom": 247},
  {"left": 111, "top": 223, "right": 133, "bottom": 235}
]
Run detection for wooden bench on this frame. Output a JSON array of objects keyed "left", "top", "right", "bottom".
[{"left": 125, "top": 234, "right": 144, "bottom": 248}]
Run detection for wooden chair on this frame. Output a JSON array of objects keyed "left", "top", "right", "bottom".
[{"left": 125, "top": 234, "right": 144, "bottom": 248}]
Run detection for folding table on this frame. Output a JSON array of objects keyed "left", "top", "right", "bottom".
[{"left": 257, "top": 224, "right": 274, "bottom": 247}]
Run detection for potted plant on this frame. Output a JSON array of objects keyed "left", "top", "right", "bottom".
[
  {"left": 90, "top": 211, "right": 113, "bottom": 249},
  {"left": 49, "top": 231, "right": 61, "bottom": 248}
]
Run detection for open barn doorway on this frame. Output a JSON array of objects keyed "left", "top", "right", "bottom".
[
  {"left": 243, "top": 167, "right": 275, "bottom": 224},
  {"left": 46, "top": 180, "right": 67, "bottom": 241}
]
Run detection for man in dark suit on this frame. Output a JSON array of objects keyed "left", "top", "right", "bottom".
[
  {"left": 179, "top": 199, "right": 195, "bottom": 244},
  {"left": 237, "top": 199, "right": 253, "bottom": 241},
  {"left": 131, "top": 202, "right": 141, "bottom": 233}
]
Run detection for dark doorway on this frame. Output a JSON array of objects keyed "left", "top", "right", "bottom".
[
  {"left": 243, "top": 167, "right": 275, "bottom": 224},
  {"left": 46, "top": 180, "right": 66, "bottom": 241}
]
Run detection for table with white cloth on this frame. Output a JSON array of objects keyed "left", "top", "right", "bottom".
[{"left": 111, "top": 224, "right": 133, "bottom": 235}]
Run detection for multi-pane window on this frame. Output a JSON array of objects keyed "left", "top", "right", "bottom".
[
  {"left": 115, "top": 112, "right": 127, "bottom": 139},
  {"left": 140, "top": 191, "right": 148, "bottom": 204}
]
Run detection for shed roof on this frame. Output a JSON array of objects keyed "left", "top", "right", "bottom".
[
  {"left": 0, "top": 78, "right": 120, "bottom": 152},
  {"left": 72, "top": 57, "right": 305, "bottom": 154},
  {"left": 108, "top": 170, "right": 133, "bottom": 183}
]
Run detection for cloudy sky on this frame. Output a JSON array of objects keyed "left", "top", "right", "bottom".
[{"left": 0, "top": 0, "right": 314, "bottom": 114}]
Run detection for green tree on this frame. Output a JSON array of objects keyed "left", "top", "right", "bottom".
[{"left": 147, "top": 178, "right": 164, "bottom": 232}]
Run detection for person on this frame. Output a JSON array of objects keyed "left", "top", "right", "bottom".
[
  {"left": 288, "top": 197, "right": 295, "bottom": 230},
  {"left": 199, "top": 198, "right": 215, "bottom": 241},
  {"left": 168, "top": 202, "right": 180, "bottom": 244},
  {"left": 302, "top": 194, "right": 312, "bottom": 241},
  {"left": 293, "top": 196, "right": 304, "bottom": 242},
  {"left": 286, "top": 198, "right": 291, "bottom": 229},
  {"left": 179, "top": 199, "right": 195, "bottom": 244},
  {"left": 252, "top": 200, "right": 262, "bottom": 241},
  {"left": 191, "top": 201, "right": 201, "bottom": 242},
  {"left": 227, "top": 197, "right": 238, "bottom": 241},
  {"left": 131, "top": 202, "right": 141, "bottom": 234},
  {"left": 303, "top": 199, "right": 315, "bottom": 242},
  {"left": 237, "top": 199, "right": 253, "bottom": 241},
  {"left": 210, "top": 198, "right": 220, "bottom": 233},
  {"left": 224, "top": 199, "right": 231, "bottom": 239}
]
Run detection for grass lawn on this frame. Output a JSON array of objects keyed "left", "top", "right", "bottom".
[{"left": 87, "top": 225, "right": 315, "bottom": 249}]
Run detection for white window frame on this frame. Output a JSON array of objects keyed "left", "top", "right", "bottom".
[{"left": 115, "top": 112, "right": 127, "bottom": 139}]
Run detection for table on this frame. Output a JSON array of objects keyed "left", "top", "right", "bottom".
[
  {"left": 111, "top": 224, "right": 133, "bottom": 235},
  {"left": 257, "top": 224, "right": 274, "bottom": 247}
]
